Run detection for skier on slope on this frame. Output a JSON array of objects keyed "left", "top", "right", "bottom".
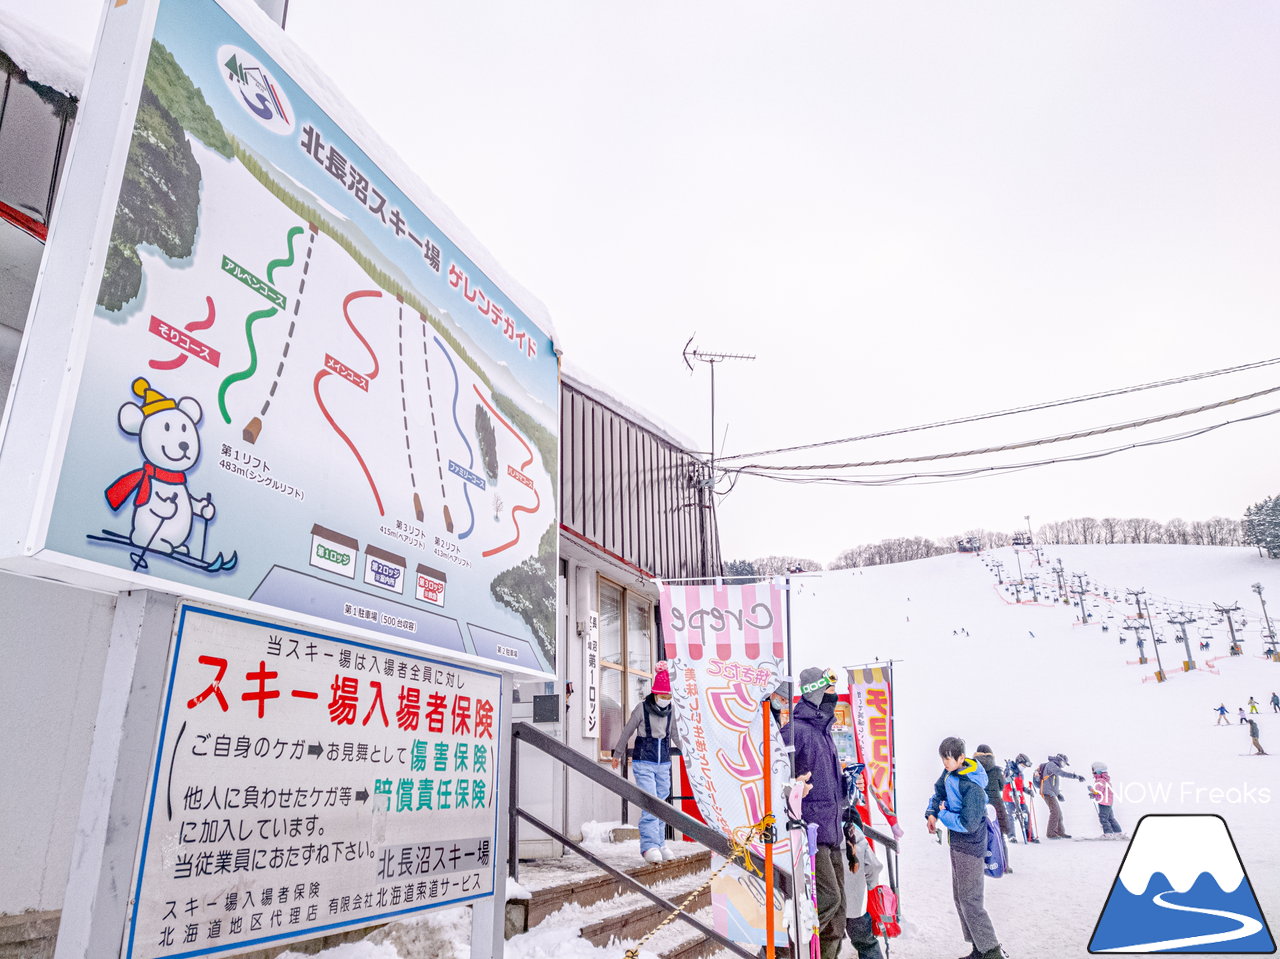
[
  {"left": 1247, "top": 718, "right": 1267, "bottom": 756},
  {"left": 1215, "top": 703, "right": 1230, "bottom": 725},
  {"left": 1271, "top": 692, "right": 1279, "bottom": 713},
  {"left": 1248, "top": 697, "right": 1260, "bottom": 714},
  {"left": 1001, "top": 754, "right": 1036, "bottom": 843},
  {"left": 1239, "top": 707, "right": 1248, "bottom": 725},
  {"left": 1037, "top": 753, "right": 1084, "bottom": 840},
  {"left": 1088, "top": 762, "right": 1124, "bottom": 838}
]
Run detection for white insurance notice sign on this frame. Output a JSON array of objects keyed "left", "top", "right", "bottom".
[{"left": 125, "top": 605, "right": 501, "bottom": 958}]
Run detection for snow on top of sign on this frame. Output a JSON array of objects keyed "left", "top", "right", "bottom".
[
  {"left": 215, "top": 0, "right": 559, "bottom": 352},
  {"left": 0, "top": 9, "right": 90, "bottom": 98},
  {"left": 561, "top": 357, "right": 703, "bottom": 454}
]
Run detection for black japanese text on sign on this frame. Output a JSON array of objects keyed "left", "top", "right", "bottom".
[{"left": 125, "top": 606, "right": 501, "bottom": 959}]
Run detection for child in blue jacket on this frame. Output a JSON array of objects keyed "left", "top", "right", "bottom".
[{"left": 926, "top": 737, "right": 1005, "bottom": 959}]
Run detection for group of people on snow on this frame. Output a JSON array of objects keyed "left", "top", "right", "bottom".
[
  {"left": 611, "top": 663, "right": 1134, "bottom": 959},
  {"left": 1214, "top": 697, "right": 1273, "bottom": 754}
]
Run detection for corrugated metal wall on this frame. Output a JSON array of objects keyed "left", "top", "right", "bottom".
[{"left": 559, "top": 380, "right": 720, "bottom": 581}]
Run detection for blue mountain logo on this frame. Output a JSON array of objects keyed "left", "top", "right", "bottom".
[{"left": 1089, "top": 814, "right": 1274, "bottom": 953}]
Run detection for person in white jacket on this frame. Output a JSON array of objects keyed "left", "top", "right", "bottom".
[{"left": 843, "top": 812, "right": 885, "bottom": 959}]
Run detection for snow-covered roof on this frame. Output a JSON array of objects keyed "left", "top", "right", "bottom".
[
  {"left": 560, "top": 356, "right": 703, "bottom": 454},
  {"left": 0, "top": 10, "right": 89, "bottom": 99}
]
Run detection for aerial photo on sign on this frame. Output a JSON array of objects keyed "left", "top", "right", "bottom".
[
  {"left": 126, "top": 605, "right": 501, "bottom": 959},
  {"left": 40, "top": 0, "right": 559, "bottom": 674}
]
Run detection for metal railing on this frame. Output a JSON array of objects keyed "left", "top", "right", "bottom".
[
  {"left": 508, "top": 722, "right": 901, "bottom": 957},
  {"left": 510, "top": 722, "right": 791, "bottom": 959}
]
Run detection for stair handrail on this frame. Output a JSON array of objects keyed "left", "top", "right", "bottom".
[{"left": 509, "top": 721, "right": 792, "bottom": 899}]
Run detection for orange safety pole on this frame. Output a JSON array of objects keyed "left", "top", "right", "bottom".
[{"left": 763, "top": 699, "right": 775, "bottom": 959}]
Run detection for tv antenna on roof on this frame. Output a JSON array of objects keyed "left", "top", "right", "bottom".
[
  {"left": 683, "top": 335, "right": 755, "bottom": 577},
  {"left": 682, "top": 335, "right": 756, "bottom": 471}
]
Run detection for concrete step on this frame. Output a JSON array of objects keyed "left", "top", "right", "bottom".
[
  {"left": 579, "top": 882, "right": 712, "bottom": 947},
  {"left": 517, "top": 847, "right": 711, "bottom": 928}
]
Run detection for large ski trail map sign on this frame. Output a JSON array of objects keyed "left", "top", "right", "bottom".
[{"left": 27, "top": 0, "right": 558, "bottom": 674}]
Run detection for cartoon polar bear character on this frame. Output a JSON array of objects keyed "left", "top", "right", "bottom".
[{"left": 105, "top": 377, "right": 216, "bottom": 555}]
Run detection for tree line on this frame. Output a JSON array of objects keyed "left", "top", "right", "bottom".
[{"left": 726, "top": 513, "right": 1249, "bottom": 577}]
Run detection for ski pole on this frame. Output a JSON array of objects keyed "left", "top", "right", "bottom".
[{"left": 199, "top": 496, "right": 213, "bottom": 563}]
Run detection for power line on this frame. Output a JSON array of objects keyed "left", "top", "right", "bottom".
[
  {"left": 731, "top": 382, "right": 1280, "bottom": 472},
  {"left": 730, "top": 402, "right": 1280, "bottom": 487},
  {"left": 718, "top": 353, "right": 1280, "bottom": 463}
]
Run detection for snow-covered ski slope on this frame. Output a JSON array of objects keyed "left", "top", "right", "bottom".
[
  {"left": 792, "top": 543, "right": 1280, "bottom": 957},
  {"left": 286, "top": 543, "right": 1280, "bottom": 959}
]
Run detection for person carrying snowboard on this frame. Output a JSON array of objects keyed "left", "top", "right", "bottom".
[
  {"left": 1215, "top": 703, "right": 1230, "bottom": 725},
  {"left": 610, "top": 663, "right": 681, "bottom": 863},
  {"left": 781, "top": 667, "right": 846, "bottom": 959},
  {"left": 1088, "top": 762, "right": 1123, "bottom": 837},
  {"left": 926, "top": 737, "right": 1006, "bottom": 959},
  {"left": 1037, "top": 753, "right": 1084, "bottom": 839},
  {"left": 1247, "top": 718, "right": 1267, "bottom": 755}
]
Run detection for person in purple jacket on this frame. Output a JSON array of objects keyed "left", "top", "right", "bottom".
[
  {"left": 926, "top": 737, "right": 1005, "bottom": 959},
  {"left": 780, "top": 667, "right": 846, "bottom": 959}
]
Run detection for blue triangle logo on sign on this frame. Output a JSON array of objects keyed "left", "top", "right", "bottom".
[{"left": 1089, "top": 814, "right": 1275, "bottom": 953}]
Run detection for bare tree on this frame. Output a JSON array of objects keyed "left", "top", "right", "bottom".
[{"left": 1101, "top": 517, "right": 1122, "bottom": 544}]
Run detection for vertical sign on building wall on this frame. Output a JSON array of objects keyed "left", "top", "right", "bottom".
[
  {"left": 124, "top": 605, "right": 502, "bottom": 958},
  {"left": 581, "top": 611, "right": 599, "bottom": 739}
]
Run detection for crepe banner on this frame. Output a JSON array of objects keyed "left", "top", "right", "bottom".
[
  {"left": 848, "top": 665, "right": 901, "bottom": 836},
  {"left": 660, "top": 580, "right": 792, "bottom": 948}
]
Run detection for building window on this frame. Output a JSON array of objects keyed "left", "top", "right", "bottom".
[
  {"left": 597, "top": 577, "right": 655, "bottom": 760},
  {"left": 0, "top": 60, "right": 75, "bottom": 238}
]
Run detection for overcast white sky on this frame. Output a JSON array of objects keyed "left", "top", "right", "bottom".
[{"left": 12, "top": 0, "right": 1280, "bottom": 564}]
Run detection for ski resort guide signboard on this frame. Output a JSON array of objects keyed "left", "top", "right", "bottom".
[
  {"left": 0, "top": 0, "right": 558, "bottom": 677},
  {"left": 126, "top": 605, "right": 501, "bottom": 958}
]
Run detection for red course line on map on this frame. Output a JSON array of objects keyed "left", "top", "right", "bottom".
[
  {"left": 150, "top": 296, "right": 216, "bottom": 370},
  {"left": 313, "top": 290, "right": 385, "bottom": 514},
  {"left": 472, "top": 384, "right": 533, "bottom": 470}
]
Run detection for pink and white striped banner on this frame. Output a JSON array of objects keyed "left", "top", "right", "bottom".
[{"left": 659, "top": 579, "right": 793, "bottom": 948}]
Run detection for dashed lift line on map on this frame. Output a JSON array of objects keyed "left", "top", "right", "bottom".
[
  {"left": 418, "top": 317, "right": 451, "bottom": 532},
  {"left": 217, "top": 225, "right": 305, "bottom": 432},
  {"left": 314, "top": 288, "right": 385, "bottom": 514},
  {"left": 244, "top": 224, "right": 316, "bottom": 444}
]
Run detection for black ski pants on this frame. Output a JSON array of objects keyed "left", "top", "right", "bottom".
[{"left": 814, "top": 843, "right": 847, "bottom": 959}]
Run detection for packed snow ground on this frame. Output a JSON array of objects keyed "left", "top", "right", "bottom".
[{"left": 288, "top": 544, "right": 1280, "bottom": 958}]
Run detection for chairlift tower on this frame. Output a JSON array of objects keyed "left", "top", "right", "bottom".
[
  {"left": 1252, "top": 583, "right": 1278, "bottom": 660},
  {"left": 1214, "top": 602, "right": 1241, "bottom": 653},
  {"left": 1168, "top": 611, "right": 1197, "bottom": 672}
]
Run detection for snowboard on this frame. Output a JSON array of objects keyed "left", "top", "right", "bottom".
[{"left": 781, "top": 781, "right": 820, "bottom": 959}]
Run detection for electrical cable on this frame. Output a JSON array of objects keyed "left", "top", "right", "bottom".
[
  {"left": 718, "top": 353, "right": 1280, "bottom": 463},
  {"left": 728, "top": 403, "right": 1280, "bottom": 487},
  {"left": 732, "top": 383, "right": 1280, "bottom": 472}
]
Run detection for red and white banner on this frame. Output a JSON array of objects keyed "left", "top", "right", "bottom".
[
  {"left": 848, "top": 664, "right": 900, "bottom": 835},
  {"left": 659, "top": 580, "right": 792, "bottom": 947}
]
